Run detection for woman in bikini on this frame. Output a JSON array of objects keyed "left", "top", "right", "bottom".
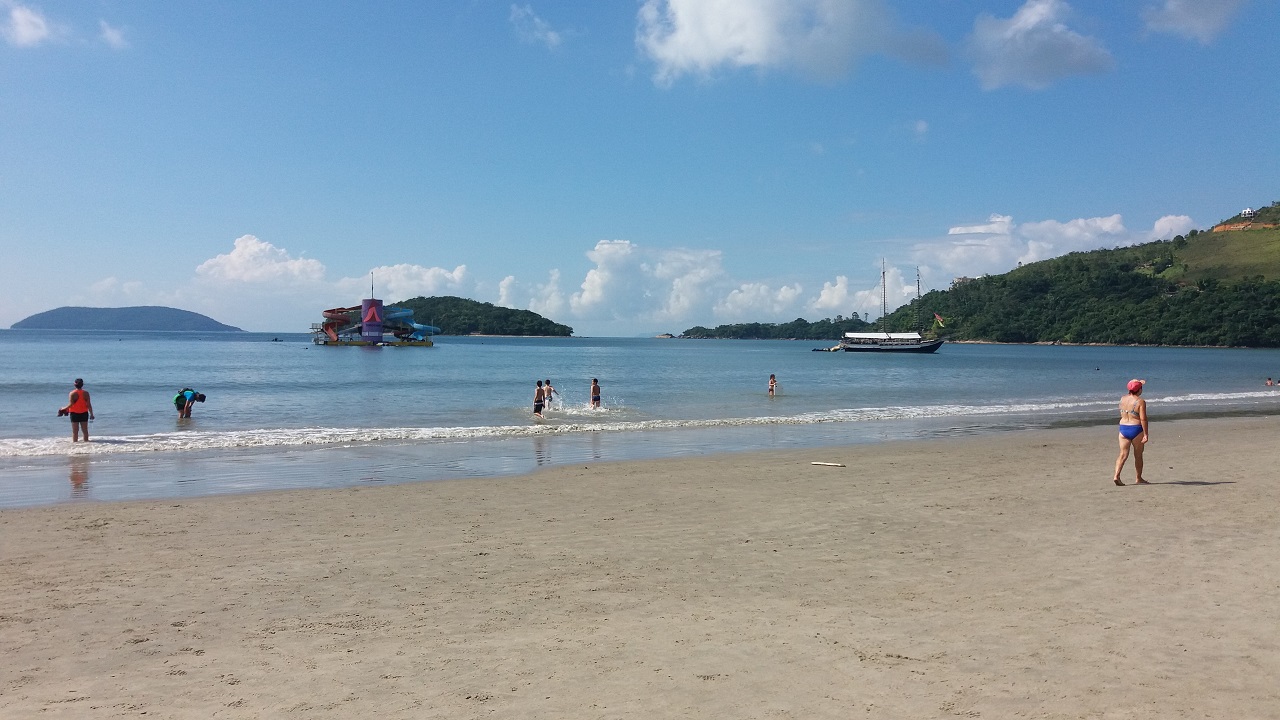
[{"left": 1113, "top": 379, "right": 1149, "bottom": 486}]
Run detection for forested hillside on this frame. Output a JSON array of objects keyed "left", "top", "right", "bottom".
[
  {"left": 682, "top": 316, "right": 872, "bottom": 340},
  {"left": 890, "top": 223, "right": 1280, "bottom": 346},
  {"left": 12, "top": 306, "right": 242, "bottom": 331},
  {"left": 395, "top": 296, "right": 573, "bottom": 336},
  {"left": 683, "top": 201, "right": 1280, "bottom": 347}
]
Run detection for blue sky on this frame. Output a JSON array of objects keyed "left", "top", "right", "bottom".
[{"left": 2, "top": 0, "right": 1276, "bottom": 334}]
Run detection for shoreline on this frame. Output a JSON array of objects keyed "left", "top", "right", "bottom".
[
  {"left": 6, "top": 405, "right": 1280, "bottom": 509},
  {"left": 3, "top": 416, "right": 1278, "bottom": 718}
]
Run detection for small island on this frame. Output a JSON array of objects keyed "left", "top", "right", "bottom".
[
  {"left": 393, "top": 296, "right": 573, "bottom": 336},
  {"left": 12, "top": 306, "right": 243, "bottom": 332}
]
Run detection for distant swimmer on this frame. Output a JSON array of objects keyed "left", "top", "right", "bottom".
[
  {"left": 59, "top": 378, "right": 94, "bottom": 442},
  {"left": 174, "top": 388, "right": 206, "bottom": 418},
  {"left": 533, "top": 380, "right": 545, "bottom": 419},
  {"left": 590, "top": 378, "right": 602, "bottom": 408},
  {"left": 1267, "top": 377, "right": 1275, "bottom": 387},
  {"left": 544, "top": 379, "right": 558, "bottom": 410},
  {"left": 1113, "top": 379, "right": 1149, "bottom": 486},
  {"left": 768, "top": 374, "right": 777, "bottom": 397}
]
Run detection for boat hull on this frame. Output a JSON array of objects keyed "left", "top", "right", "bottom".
[{"left": 840, "top": 339, "right": 943, "bottom": 353}]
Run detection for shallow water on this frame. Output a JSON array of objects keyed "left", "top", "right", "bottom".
[{"left": 3, "top": 330, "right": 1279, "bottom": 507}]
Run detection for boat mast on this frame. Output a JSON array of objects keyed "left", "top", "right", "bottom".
[
  {"left": 881, "top": 259, "right": 887, "bottom": 333},
  {"left": 915, "top": 266, "right": 922, "bottom": 331}
]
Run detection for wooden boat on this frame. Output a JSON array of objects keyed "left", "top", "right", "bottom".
[
  {"left": 839, "top": 332, "right": 943, "bottom": 353},
  {"left": 838, "top": 262, "right": 943, "bottom": 353}
]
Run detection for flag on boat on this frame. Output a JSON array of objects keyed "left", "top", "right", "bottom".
[{"left": 933, "top": 312, "right": 945, "bottom": 327}]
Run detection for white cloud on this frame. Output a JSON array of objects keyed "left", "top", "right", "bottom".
[
  {"left": 636, "top": 0, "right": 943, "bottom": 86},
  {"left": 810, "top": 275, "right": 852, "bottom": 313},
  {"left": 499, "top": 270, "right": 567, "bottom": 318},
  {"left": 1151, "top": 214, "right": 1195, "bottom": 239},
  {"left": 810, "top": 267, "right": 919, "bottom": 321},
  {"left": 86, "top": 276, "right": 144, "bottom": 300},
  {"left": 1142, "top": 0, "right": 1245, "bottom": 44},
  {"left": 948, "top": 214, "right": 1014, "bottom": 236},
  {"left": 714, "top": 282, "right": 803, "bottom": 321},
  {"left": 966, "top": 0, "right": 1113, "bottom": 90},
  {"left": 651, "top": 248, "right": 723, "bottom": 317},
  {"left": 337, "top": 263, "right": 468, "bottom": 301},
  {"left": 99, "top": 19, "right": 127, "bottom": 49},
  {"left": 564, "top": 239, "right": 727, "bottom": 326},
  {"left": 195, "top": 235, "right": 326, "bottom": 284},
  {"left": 2, "top": 2, "right": 52, "bottom": 47},
  {"left": 570, "top": 240, "right": 638, "bottom": 316},
  {"left": 510, "top": 4, "right": 562, "bottom": 49},
  {"left": 1018, "top": 214, "right": 1126, "bottom": 263},
  {"left": 912, "top": 119, "right": 929, "bottom": 141},
  {"left": 911, "top": 211, "right": 1197, "bottom": 284}
]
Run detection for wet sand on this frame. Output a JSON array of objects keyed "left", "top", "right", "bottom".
[{"left": 2, "top": 417, "right": 1278, "bottom": 719}]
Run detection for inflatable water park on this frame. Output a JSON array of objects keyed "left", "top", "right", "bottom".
[{"left": 310, "top": 297, "right": 439, "bottom": 346}]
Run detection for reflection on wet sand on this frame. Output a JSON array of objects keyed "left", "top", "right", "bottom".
[
  {"left": 69, "top": 455, "right": 90, "bottom": 498},
  {"left": 534, "top": 436, "right": 550, "bottom": 466}
]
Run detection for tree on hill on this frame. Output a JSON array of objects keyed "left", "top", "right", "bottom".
[
  {"left": 394, "top": 296, "right": 572, "bottom": 336},
  {"left": 682, "top": 315, "right": 872, "bottom": 339}
]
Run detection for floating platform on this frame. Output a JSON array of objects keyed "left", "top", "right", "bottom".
[
  {"left": 310, "top": 296, "right": 438, "bottom": 347},
  {"left": 312, "top": 338, "right": 433, "bottom": 347}
]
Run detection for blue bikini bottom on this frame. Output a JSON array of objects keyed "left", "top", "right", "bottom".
[{"left": 1119, "top": 424, "right": 1143, "bottom": 440}]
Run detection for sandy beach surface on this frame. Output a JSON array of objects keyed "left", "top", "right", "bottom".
[{"left": 3, "top": 417, "right": 1278, "bottom": 719}]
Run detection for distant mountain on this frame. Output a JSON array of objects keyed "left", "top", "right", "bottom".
[
  {"left": 393, "top": 296, "right": 572, "bottom": 336},
  {"left": 12, "top": 306, "right": 243, "bottom": 332}
]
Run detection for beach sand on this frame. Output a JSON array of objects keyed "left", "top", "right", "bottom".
[{"left": 3, "top": 417, "right": 1278, "bottom": 719}]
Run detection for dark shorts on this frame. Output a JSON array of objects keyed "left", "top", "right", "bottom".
[
  {"left": 69, "top": 412, "right": 89, "bottom": 423},
  {"left": 533, "top": 402, "right": 544, "bottom": 413}
]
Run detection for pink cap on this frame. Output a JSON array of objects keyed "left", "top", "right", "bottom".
[{"left": 1127, "top": 379, "right": 1145, "bottom": 393}]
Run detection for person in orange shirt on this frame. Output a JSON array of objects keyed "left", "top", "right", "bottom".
[{"left": 60, "top": 378, "right": 95, "bottom": 442}]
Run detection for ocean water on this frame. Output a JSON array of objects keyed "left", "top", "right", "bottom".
[{"left": 3, "top": 329, "right": 1280, "bottom": 508}]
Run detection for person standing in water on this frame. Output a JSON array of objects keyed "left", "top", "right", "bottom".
[
  {"left": 543, "top": 379, "right": 558, "bottom": 411},
  {"left": 768, "top": 374, "right": 777, "bottom": 397},
  {"left": 590, "top": 378, "right": 602, "bottom": 408},
  {"left": 60, "top": 378, "right": 94, "bottom": 442},
  {"left": 533, "top": 380, "right": 545, "bottom": 419},
  {"left": 1113, "top": 379, "right": 1149, "bottom": 486}
]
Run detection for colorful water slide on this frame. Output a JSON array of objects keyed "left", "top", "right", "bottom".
[
  {"left": 321, "top": 306, "right": 361, "bottom": 342},
  {"left": 383, "top": 305, "right": 439, "bottom": 341},
  {"left": 319, "top": 303, "right": 440, "bottom": 342}
]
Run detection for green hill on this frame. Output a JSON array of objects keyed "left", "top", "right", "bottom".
[
  {"left": 682, "top": 316, "right": 873, "bottom": 340},
  {"left": 394, "top": 296, "right": 572, "bottom": 336},
  {"left": 888, "top": 219, "right": 1280, "bottom": 347},
  {"left": 1173, "top": 226, "right": 1280, "bottom": 284},
  {"left": 12, "top": 306, "right": 242, "bottom": 331}
]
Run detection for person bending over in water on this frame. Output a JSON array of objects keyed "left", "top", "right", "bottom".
[
  {"left": 590, "top": 378, "right": 602, "bottom": 409},
  {"left": 174, "top": 388, "right": 205, "bottom": 418},
  {"left": 1113, "top": 379, "right": 1149, "bottom": 486},
  {"left": 60, "top": 378, "right": 94, "bottom": 442}
]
